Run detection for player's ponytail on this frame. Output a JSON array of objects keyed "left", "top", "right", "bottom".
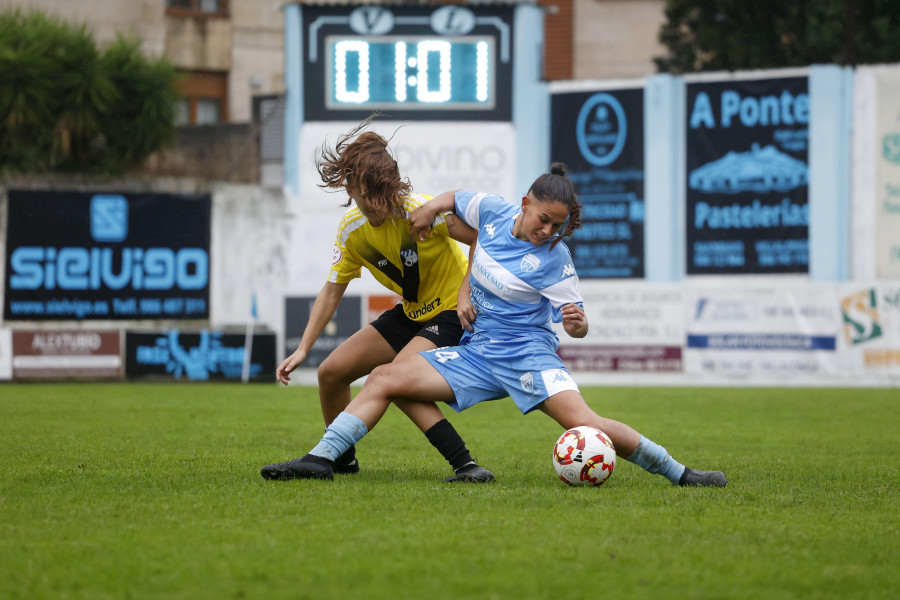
[{"left": 528, "top": 162, "right": 582, "bottom": 248}]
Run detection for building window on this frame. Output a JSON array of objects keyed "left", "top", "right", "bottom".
[
  {"left": 166, "top": 0, "right": 229, "bottom": 18},
  {"left": 176, "top": 71, "right": 228, "bottom": 125}
]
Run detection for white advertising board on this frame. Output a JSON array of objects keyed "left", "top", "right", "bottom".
[
  {"left": 875, "top": 68, "right": 900, "bottom": 278},
  {"left": 683, "top": 285, "right": 841, "bottom": 381},
  {"left": 0, "top": 328, "right": 11, "bottom": 380},
  {"left": 837, "top": 283, "right": 900, "bottom": 377},
  {"left": 555, "top": 283, "right": 685, "bottom": 373}
]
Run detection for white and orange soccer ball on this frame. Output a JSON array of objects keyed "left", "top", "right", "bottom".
[{"left": 552, "top": 426, "right": 616, "bottom": 487}]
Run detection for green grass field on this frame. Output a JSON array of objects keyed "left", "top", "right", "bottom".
[{"left": 1, "top": 383, "right": 897, "bottom": 599}]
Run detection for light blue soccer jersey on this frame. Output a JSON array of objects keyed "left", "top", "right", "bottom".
[
  {"left": 454, "top": 190, "right": 584, "bottom": 348},
  {"left": 417, "top": 189, "right": 584, "bottom": 414}
]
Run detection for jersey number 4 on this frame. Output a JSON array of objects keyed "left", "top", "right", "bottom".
[{"left": 433, "top": 350, "right": 460, "bottom": 363}]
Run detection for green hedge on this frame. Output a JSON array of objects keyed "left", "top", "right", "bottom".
[{"left": 0, "top": 9, "right": 178, "bottom": 174}]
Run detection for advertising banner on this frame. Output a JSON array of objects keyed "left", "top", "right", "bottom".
[
  {"left": 0, "top": 329, "right": 11, "bottom": 380},
  {"left": 875, "top": 69, "right": 900, "bottom": 278},
  {"left": 838, "top": 283, "right": 900, "bottom": 375},
  {"left": 4, "top": 190, "right": 211, "bottom": 320},
  {"left": 125, "top": 330, "right": 276, "bottom": 381},
  {"left": 550, "top": 88, "right": 645, "bottom": 278},
  {"left": 301, "top": 122, "right": 516, "bottom": 205},
  {"left": 556, "top": 284, "right": 683, "bottom": 372},
  {"left": 283, "top": 295, "right": 362, "bottom": 367},
  {"left": 683, "top": 286, "right": 839, "bottom": 380},
  {"left": 685, "top": 76, "right": 809, "bottom": 274},
  {"left": 367, "top": 294, "right": 401, "bottom": 323},
  {"left": 12, "top": 330, "right": 121, "bottom": 379}
]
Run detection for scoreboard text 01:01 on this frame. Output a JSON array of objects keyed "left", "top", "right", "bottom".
[{"left": 303, "top": 5, "right": 513, "bottom": 122}]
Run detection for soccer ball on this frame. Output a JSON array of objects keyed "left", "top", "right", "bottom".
[{"left": 552, "top": 426, "right": 616, "bottom": 487}]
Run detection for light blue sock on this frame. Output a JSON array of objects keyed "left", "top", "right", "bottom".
[
  {"left": 625, "top": 435, "right": 686, "bottom": 484},
  {"left": 309, "top": 412, "right": 369, "bottom": 462}
]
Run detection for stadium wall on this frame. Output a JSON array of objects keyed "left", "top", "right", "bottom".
[{"left": 3, "top": 64, "right": 900, "bottom": 385}]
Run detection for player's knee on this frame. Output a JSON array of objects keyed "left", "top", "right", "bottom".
[
  {"left": 367, "top": 363, "right": 404, "bottom": 392},
  {"left": 317, "top": 356, "right": 347, "bottom": 388},
  {"left": 368, "top": 362, "right": 392, "bottom": 382}
]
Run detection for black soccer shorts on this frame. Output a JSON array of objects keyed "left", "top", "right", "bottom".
[{"left": 371, "top": 303, "right": 464, "bottom": 353}]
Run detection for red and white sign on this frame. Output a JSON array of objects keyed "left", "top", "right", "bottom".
[
  {"left": 0, "top": 328, "right": 11, "bottom": 380},
  {"left": 12, "top": 330, "right": 122, "bottom": 379},
  {"left": 555, "top": 284, "right": 685, "bottom": 373}
]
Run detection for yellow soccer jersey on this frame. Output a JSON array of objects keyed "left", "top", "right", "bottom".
[{"left": 328, "top": 193, "right": 469, "bottom": 322}]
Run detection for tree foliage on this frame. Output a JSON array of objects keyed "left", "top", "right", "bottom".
[
  {"left": 655, "top": 0, "right": 900, "bottom": 73},
  {"left": 0, "top": 9, "right": 179, "bottom": 174}
]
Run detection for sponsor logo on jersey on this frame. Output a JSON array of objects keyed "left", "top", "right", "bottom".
[
  {"left": 562, "top": 264, "right": 576, "bottom": 278},
  {"left": 552, "top": 371, "right": 571, "bottom": 384},
  {"left": 400, "top": 249, "right": 418, "bottom": 267},
  {"left": 519, "top": 372, "right": 535, "bottom": 393},
  {"left": 378, "top": 259, "right": 388, "bottom": 268},
  {"left": 332, "top": 247, "right": 343, "bottom": 265},
  {"left": 519, "top": 373, "right": 534, "bottom": 394},
  {"left": 475, "top": 259, "right": 504, "bottom": 290},
  {"left": 407, "top": 297, "right": 442, "bottom": 320},
  {"left": 543, "top": 368, "right": 578, "bottom": 395},
  {"left": 471, "top": 286, "right": 494, "bottom": 309},
  {"left": 521, "top": 253, "right": 540, "bottom": 272},
  {"left": 484, "top": 223, "right": 496, "bottom": 238}
]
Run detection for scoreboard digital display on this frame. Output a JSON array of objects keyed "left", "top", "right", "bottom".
[
  {"left": 325, "top": 36, "right": 495, "bottom": 110},
  {"left": 303, "top": 5, "right": 513, "bottom": 121}
]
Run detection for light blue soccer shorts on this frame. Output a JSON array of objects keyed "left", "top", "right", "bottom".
[{"left": 420, "top": 336, "right": 580, "bottom": 414}]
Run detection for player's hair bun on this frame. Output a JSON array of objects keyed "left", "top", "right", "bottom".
[{"left": 550, "top": 162, "right": 567, "bottom": 177}]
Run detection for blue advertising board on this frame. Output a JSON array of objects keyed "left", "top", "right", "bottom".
[
  {"left": 550, "top": 88, "right": 645, "bottom": 278},
  {"left": 125, "top": 330, "right": 276, "bottom": 381},
  {"left": 4, "top": 190, "right": 211, "bottom": 320},
  {"left": 283, "top": 295, "right": 362, "bottom": 367},
  {"left": 685, "top": 77, "right": 809, "bottom": 274}
]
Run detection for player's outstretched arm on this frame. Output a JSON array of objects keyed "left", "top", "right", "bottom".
[
  {"left": 276, "top": 281, "right": 348, "bottom": 385},
  {"left": 410, "top": 190, "right": 460, "bottom": 241}
]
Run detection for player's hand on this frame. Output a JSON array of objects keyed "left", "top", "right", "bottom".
[
  {"left": 561, "top": 303, "right": 588, "bottom": 338},
  {"left": 457, "top": 293, "right": 477, "bottom": 332},
  {"left": 276, "top": 348, "right": 308, "bottom": 385},
  {"left": 409, "top": 205, "right": 438, "bottom": 241}
]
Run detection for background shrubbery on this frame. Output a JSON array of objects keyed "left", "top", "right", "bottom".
[
  {"left": 656, "top": 0, "right": 900, "bottom": 73},
  {"left": 0, "top": 9, "right": 178, "bottom": 175}
]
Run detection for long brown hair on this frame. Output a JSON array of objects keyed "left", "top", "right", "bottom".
[
  {"left": 528, "top": 162, "right": 582, "bottom": 248},
  {"left": 316, "top": 116, "right": 411, "bottom": 221}
]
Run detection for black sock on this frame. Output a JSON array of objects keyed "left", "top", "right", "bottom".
[
  {"left": 425, "top": 419, "right": 473, "bottom": 471},
  {"left": 335, "top": 445, "right": 356, "bottom": 464},
  {"left": 302, "top": 454, "right": 334, "bottom": 466}
]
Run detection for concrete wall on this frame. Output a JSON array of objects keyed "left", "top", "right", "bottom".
[
  {"left": 573, "top": 0, "right": 666, "bottom": 80},
  {"left": 142, "top": 123, "right": 261, "bottom": 183}
]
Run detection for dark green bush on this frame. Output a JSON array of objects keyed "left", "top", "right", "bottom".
[
  {"left": 0, "top": 9, "right": 178, "bottom": 174},
  {"left": 656, "top": 0, "right": 900, "bottom": 73}
]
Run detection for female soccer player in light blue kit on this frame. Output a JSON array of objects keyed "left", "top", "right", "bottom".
[{"left": 284, "top": 163, "right": 728, "bottom": 487}]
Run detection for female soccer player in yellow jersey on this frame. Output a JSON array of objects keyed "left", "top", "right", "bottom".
[{"left": 261, "top": 117, "right": 493, "bottom": 483}]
